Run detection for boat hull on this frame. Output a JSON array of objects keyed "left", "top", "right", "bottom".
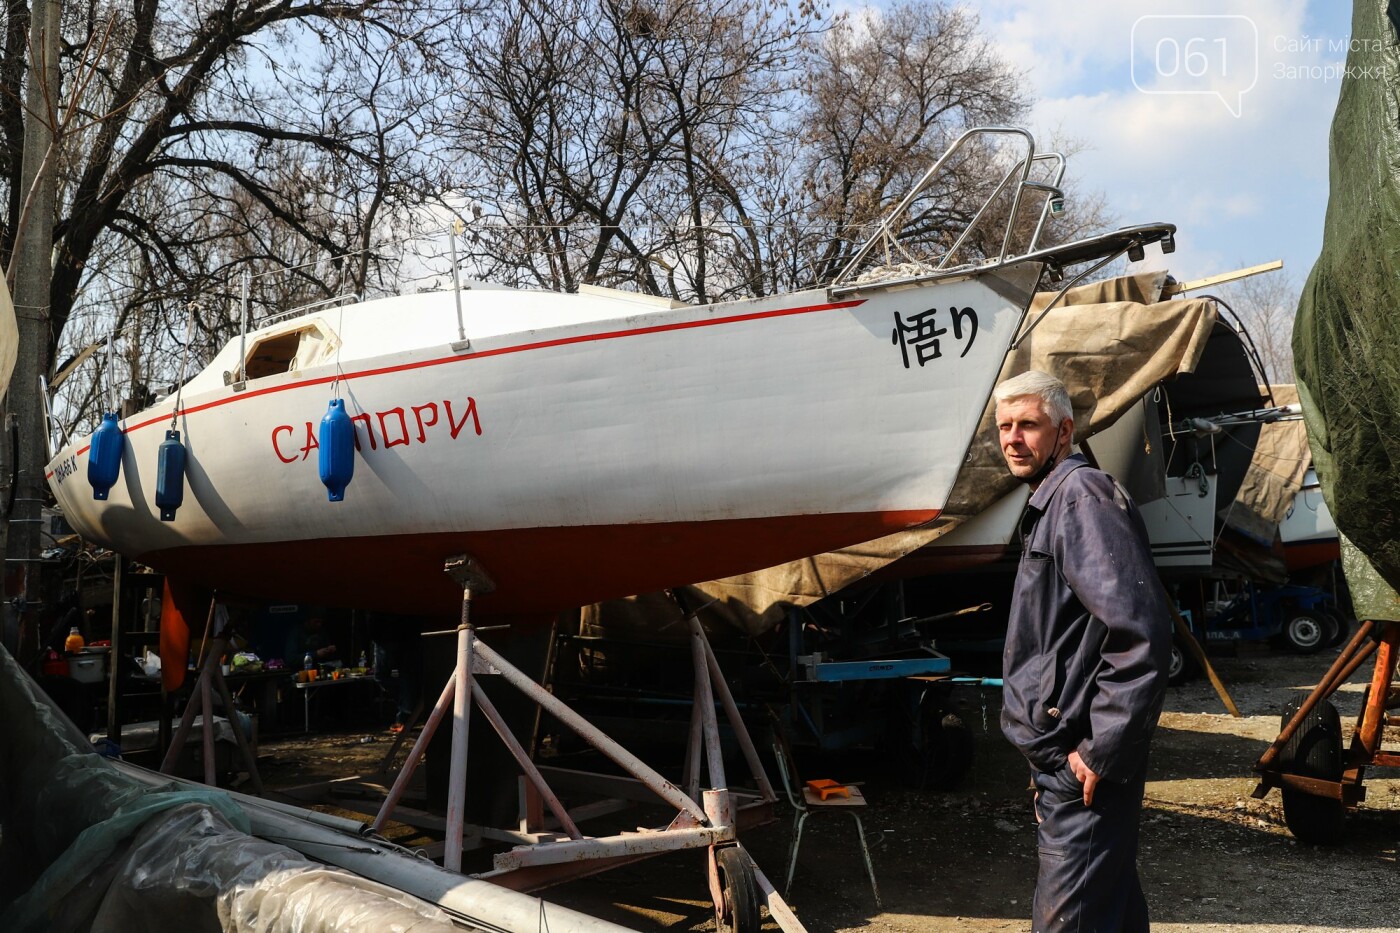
[
  {"left": 48, "top": 270, "right": 1038, "bottom": 614},
  {"left": 145, "top": 509, "right": 936, "bottom": 616}
]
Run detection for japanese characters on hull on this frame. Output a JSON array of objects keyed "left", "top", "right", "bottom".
[{"left": 892, "top": 307, "right": 979, "bottom": 369}]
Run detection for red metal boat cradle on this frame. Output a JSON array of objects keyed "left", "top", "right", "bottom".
[{"left": 1253, "top": 620, "right": 1400, "bottom": 839}]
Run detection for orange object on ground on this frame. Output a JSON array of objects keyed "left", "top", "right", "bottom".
[{"left": 805, "top": 778, "right": 851, "bottom": 801}]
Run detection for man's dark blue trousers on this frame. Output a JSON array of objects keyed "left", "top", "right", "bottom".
[{"left": 1030, "top": 760, "right": 1150, "bottom": 933}]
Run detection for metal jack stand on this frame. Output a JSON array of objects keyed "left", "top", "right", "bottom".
[
  {"left": 372, "top": 555, "right": 806, "bottom": 933},
  {"left": 159, "top": 600, "right": 263, "bottom": 794},
  {"left": 1252, "top": 619, "right": 1399, "bottom": 844}
]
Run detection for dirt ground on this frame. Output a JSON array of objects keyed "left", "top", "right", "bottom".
[{"left": 260, "top": 641, "right": 1400, "bottom": 933}]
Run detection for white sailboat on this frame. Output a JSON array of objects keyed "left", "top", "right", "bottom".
[{"left": 45, "top": 128, "right": 1172, "bottom": 618}]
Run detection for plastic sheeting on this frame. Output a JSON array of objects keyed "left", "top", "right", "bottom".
[
  {"left": 0, "top": 642, "right": 461, "bottom": 932},
  {"left": 587, "top": 271, "right": 1218, "bottom": 636},
  {"left": 1293, "top": 0, "right": 1400, "bottom": 617}
]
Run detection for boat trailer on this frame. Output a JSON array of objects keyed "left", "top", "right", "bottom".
[
  {"left": 356, "top": 555, "right": 804, "bottom": 933},
  {"left": 1252, "top": 619, "right": 1400, "bottom": 844}
]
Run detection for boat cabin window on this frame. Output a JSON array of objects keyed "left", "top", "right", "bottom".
[{"left": 244, "top": 323, "right": 334, "bottom": 380}]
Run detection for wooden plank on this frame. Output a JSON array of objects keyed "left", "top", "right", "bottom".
[{"left": 1164, "top": 260, "right": 1283, "bottom": 296}]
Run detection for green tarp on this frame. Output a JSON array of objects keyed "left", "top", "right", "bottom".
[{"left": 1294, "top": 0, "right": 1400, "bottom": 619}]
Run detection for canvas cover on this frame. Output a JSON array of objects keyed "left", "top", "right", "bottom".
[
  {"left": 1220, "top": 384, "right": 1311, "bottom": 546},
  {"left": 587, "top": 271, "right": 1218, "bottom": 636},
  {"left": 1293, "top": 0, "right": 1400, "bottom": 619}
]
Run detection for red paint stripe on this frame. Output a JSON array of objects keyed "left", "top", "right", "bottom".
[{"left": 123, "top": 297, "right": 865, "bottom": 437}]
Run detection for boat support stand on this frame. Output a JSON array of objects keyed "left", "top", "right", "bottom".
[
  {"left": 159, "top": 599, "right": 264, "bottom": 794},
  {"left": 371, "top": 555, "right": 806, "bottom": 933}
]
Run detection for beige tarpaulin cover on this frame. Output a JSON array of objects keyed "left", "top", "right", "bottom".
[
  {"left": 585, "top": 272, "right": 1218, "bottom": 637},
  {"left": 1220, "top": 384, "right": 1311, "bottom": 545},
  {"left": 0, "top": 274, "right": 16, "bottom": 402}
]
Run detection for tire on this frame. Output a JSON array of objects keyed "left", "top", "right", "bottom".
[
  {"left": 1323, "top": 610, "right": 1352, "bottom": 649},
  {"left": 928, "top": 713, "right": 975, "bottom": 791},
  {"left": 887, "top": 690, "right": 974, "bottom": 791},
  {"left": 1277, "top": 697, "right": 1346, "bottom": 845},
  {"left": 1282, "top": 610, "right": 1330, "bottom": 654},
  {"left": 714, "top": 846, "right": 760, "bottom": 933},
  {"left": 1167, "top": 637, "right": 1200, "bottom": 686}
]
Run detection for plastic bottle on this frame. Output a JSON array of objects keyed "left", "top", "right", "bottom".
[
  {"left": 303, "top": 651, "right": 315, "bottom": 672},
  {"left": 64, "top": 627, "right": 85, "bottom": 654},
  {"left": 357, "top": 650, "right": 368, "bottom": 670}
]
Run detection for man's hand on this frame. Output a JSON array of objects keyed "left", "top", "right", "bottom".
[{"left": 1068, "top": 750, "right": 1100, "bottom": 806}]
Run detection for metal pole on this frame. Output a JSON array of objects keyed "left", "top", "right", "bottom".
[
  {"left": 105, "top": 554, "right": 123, "bottom": 743},
  {"left": 237, "top": 268, "right": 249, "bottom": 382},
  {"left": 209, "top": 660, "right": 264, "bottom": 795},
  {"left": 200, "top": 650, "right": 216, "bottom": 785},
  {"left": 160, "top": 662, "right": 208, "bottom": 774},
  {"left": 373, "top": 674, "right": 456, "bottom": 833},
  {"left": 692, "top": 632, "right": 725, "bottom": 791},
  {"left": 684, "top": 668, "right": 704, "bottom": 802},
  {"left": 449, "top": 225, "right": 466, "bottom": 344},
  {"left": 472, "top": 638, "right": 710, "bottom": 823},
  {"left": 470, "top": 679, "right": 581, "bottom": 839},
  {"left": 444, "top": 589, "right": 475, "bottom": 873},
  {"left": 1355, "top": 623, "right": 1397, "bottom": 759},
  {"left": 690, "top": 617, "right": 775, "bottom": 801}
]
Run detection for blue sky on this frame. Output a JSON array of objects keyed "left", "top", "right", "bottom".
[{"left": 970, "top": 0, "right": 1353, "bottom": 287}]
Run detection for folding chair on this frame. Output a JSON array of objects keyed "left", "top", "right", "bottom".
[{"left": 770, "top": 735, "right": 880, "bottom": 907}]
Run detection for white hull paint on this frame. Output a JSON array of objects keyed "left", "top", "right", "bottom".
[
  {"left": 1280, "top": 468, "right": 1339, "bottom": 571},
  {"left": 47, "top": 269, "right": 1040, "bottom": 614}
]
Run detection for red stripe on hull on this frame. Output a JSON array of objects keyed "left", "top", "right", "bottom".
[
  {"left": 42, "top": 295, "right": 866, "bottom": 469},
  {"left": 1283, "top": 539, "right": 1341, "bottom": 573},
  {"left": 140, "top": 509, "right": 939, "bottom": 618}
]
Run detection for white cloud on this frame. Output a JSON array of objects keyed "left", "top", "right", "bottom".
[{"left": 976, "top": 0, "right": 1342, "bottom": 281}]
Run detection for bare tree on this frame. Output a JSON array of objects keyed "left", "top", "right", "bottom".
[
  {"left": 1220, "top": 266, "right": 1298, "bottom": 386},
  {"left": 794, "top": 3, "right": 1027, "bottom": 283},
  {"left": 446, "top": 0, "right": 822, "bottom": 302},
  {"left": 30, "top": 1, "right": 464, "bottom": 434},
  {"left": 446, "top": 0, "right": 1113, "bottom": 301}
]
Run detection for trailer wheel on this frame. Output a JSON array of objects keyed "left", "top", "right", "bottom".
[
  {"left": 1323, "top": 610, "right": 1352, "bottom": 649},
  {"left": 1278, "top": 697, "right": 1346, "bottom": 845},
  {"left": 1167, "top": 637, "right": 1200, "bottom": 686},
  {"left": 928, "top": 712, "right": 975, "bottom": 791},
  {"left": 1282, "top": 610, "right": 1331, "bottom": 654},
  {"left": 888, "top": 691, "right": 974, "bottom": 791},
  {"left": 714, "top": 846, "right": 760, "bottom": 933}
]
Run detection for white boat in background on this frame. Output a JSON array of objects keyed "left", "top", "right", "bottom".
[
  {"left": 44, "top": 128, "right": 1173, "bottom": 618},
  {"left": 1280, "top": 468, "right": 1340, "bottom": 572}
]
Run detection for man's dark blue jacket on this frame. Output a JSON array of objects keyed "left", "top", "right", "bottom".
[{"left": 1001, "top": 453, "right": 1171, "bottom": 784}]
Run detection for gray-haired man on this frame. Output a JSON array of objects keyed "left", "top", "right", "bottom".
[{"left": 994, "top": 370, "right": 1170, "bottom": 932}]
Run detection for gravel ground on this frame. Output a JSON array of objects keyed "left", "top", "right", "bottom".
[{"left": 263, "top": 641, "right": 1400, "bottom": 933}]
